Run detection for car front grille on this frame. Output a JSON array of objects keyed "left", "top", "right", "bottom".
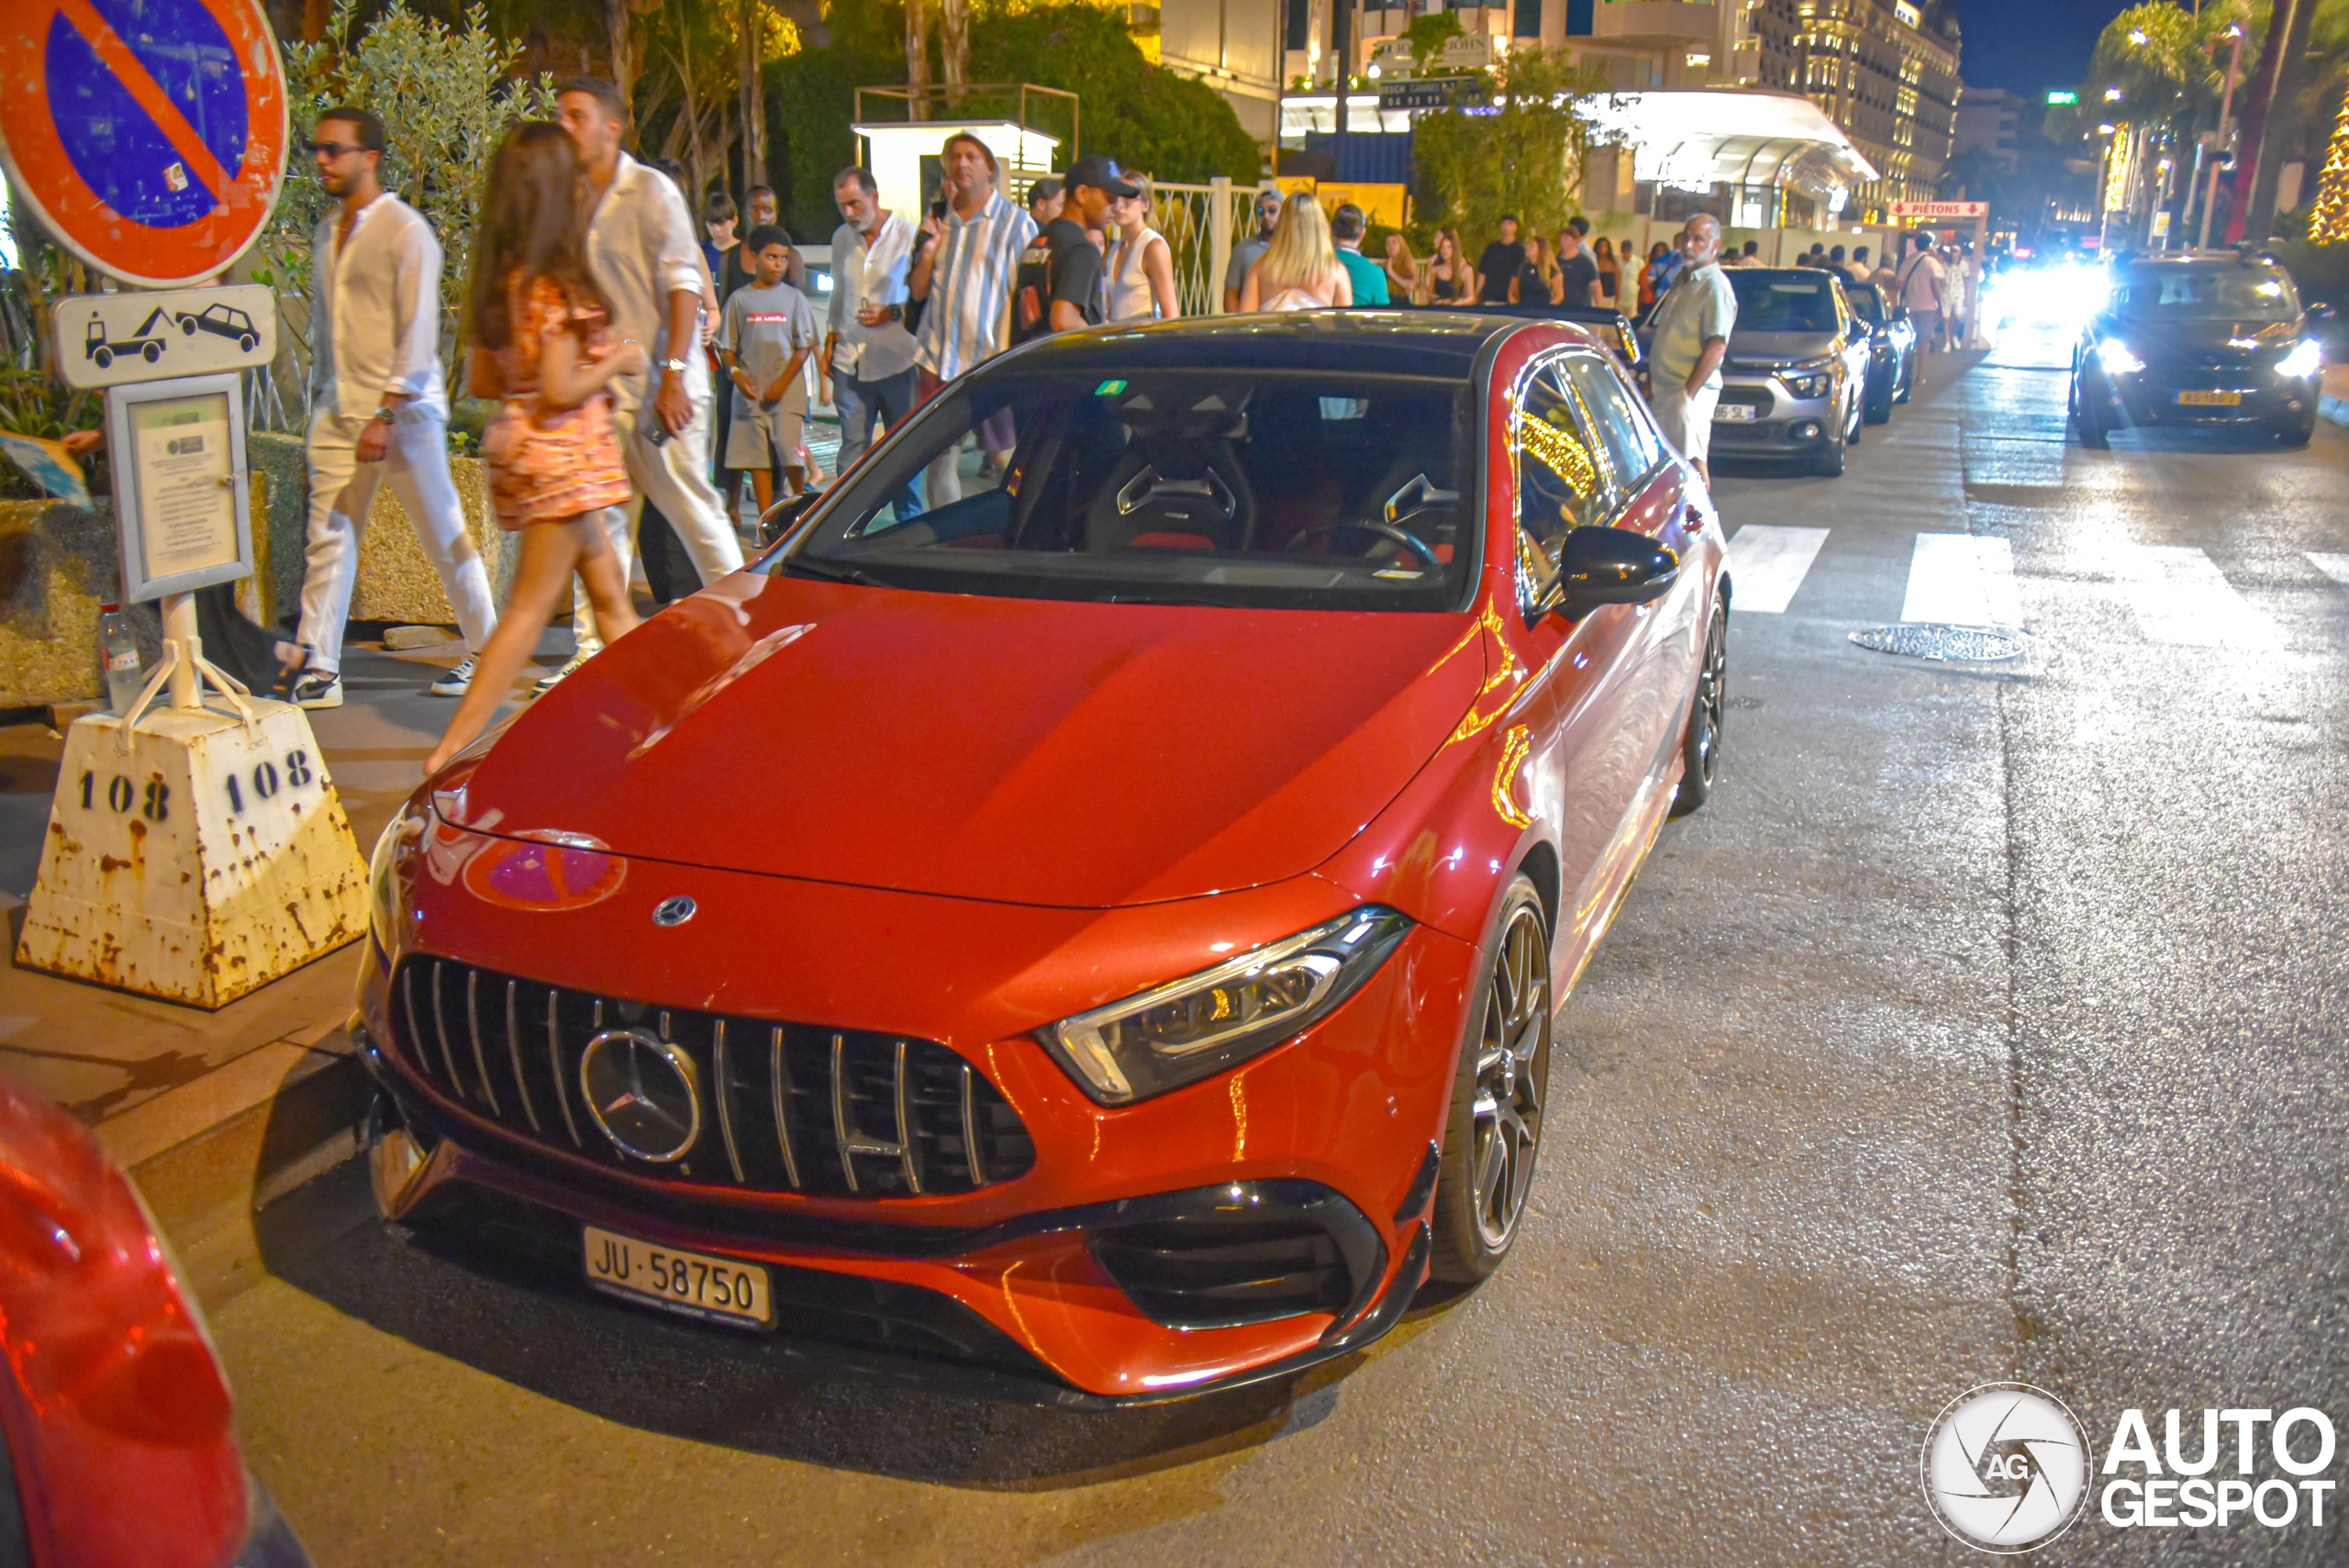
[
  {"left": 388, "top": 957, "right": 1035, "bottom": 1199},
  {"left": 1717, "top": 384, "right": 1773, "bottom": 411}
]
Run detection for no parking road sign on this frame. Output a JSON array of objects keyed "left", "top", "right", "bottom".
[{"left": 0, "top": 0, "right": 286, "bottom": 285}]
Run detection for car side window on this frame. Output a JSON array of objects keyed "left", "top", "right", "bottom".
[
  {"left": 1559, "top": 351, "right": 1662, "bottom": 485},
  {"left": 1512, "top": 361, "right": 1612, "bottom": 617},
  {"left": 1515, "top": 362, "right": 1609, "bottom": 549}
]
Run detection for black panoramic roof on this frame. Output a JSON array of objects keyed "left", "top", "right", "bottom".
[{"left": 996, "top": 310, "right": 1538, "bottom": 381}]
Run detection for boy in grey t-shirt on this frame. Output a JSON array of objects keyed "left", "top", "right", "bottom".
[{"left": 718, "top": 227, "right": 819, "bottom": 514}]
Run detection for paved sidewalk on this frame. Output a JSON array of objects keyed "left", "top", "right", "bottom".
[{"left": 0, "top": 628, "right": 573, "bottom": 1299}]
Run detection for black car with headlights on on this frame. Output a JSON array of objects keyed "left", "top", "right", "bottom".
[
  {"left": 2070, "top": 252, "right": 2321, "bottom": 449},
  {"left": 1842, "top": 281, "right": 1916, "bottom": 424},
  {"left": 1707, "top": 268, "right": 1873, "bottom": 477}
]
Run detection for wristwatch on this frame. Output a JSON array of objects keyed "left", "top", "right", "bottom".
[
  {"left": 659, "top": 357, "right": 691, "bottom": 373},
  {"left": 370, "top": 406, "right": 396, "bottom": 424}
]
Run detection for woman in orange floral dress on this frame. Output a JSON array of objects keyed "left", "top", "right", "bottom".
[{"left": 427, "top": 123, "right": 644, "bottom": 773}]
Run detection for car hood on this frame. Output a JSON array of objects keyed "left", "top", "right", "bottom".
[
  {"left": 448, "top": 573, "right": 1488, "bottom": 908},
  {"left": 1727, "top": 329, "right": 1843, "bottom": 365},
  {"left": 2098, "top": 316, "right": 2300, "bottom": 356}
]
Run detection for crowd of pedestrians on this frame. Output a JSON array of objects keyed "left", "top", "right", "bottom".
[{"left": 282, "top": 84, "right": 1987, "bottom": 770}]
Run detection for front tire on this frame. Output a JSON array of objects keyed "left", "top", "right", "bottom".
[
  {"left": 2071, "top": 375, "right": 2110, "bottom": 450},
  {"left": 1670, "top": 595, "right": 1728, "bottom": 817},
  {"left": 1429, "top": 877, "right": 1553, "bottom": 1285}
]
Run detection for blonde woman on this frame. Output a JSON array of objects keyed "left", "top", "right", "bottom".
[
  {"left": 1383, "top": 232, "right": 1425, "bottom": 305},
  {"left": 1106, "top": 183, "right": 1181, "bottom": 321},
  {"left": 1515, "top": 235, "right": 1564, "bottom": 305},
  {"left": 1240, "top": 192, "right": 1353, "bottom": 311}
]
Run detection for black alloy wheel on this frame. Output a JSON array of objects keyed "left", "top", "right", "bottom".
[
  {"left": 1670, "top": 595, "right": 1728, "bottom": 817},
  {"left": 1429, "top": 876, "right": 1553, "bottom": 1284}
]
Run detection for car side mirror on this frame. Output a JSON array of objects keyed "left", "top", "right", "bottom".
[
  {"left": 1549, "top": 526, "right": 1679, "bottom": 620},
  {"left": 758, "top": 490, "right": 822, "bottom": 548}
]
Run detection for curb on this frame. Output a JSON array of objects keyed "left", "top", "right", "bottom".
[{"left": 96, "top": 1026, "right": 374, "bottom": 1308}]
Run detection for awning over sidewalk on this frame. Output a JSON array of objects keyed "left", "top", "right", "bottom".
[{"left": 1577, "top": 90, "right": 1878, "bottom": 214}]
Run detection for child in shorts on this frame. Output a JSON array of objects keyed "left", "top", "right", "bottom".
[{"left": 718, "top": 227, "right": 818, "bottom": 517}]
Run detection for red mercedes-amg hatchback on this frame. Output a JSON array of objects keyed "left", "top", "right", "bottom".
[{"left": 358, "top": 312, "right": 1729, "bottom": 1403}]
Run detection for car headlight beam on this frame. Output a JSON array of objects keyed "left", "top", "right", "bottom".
[
  {"left": 1041, "top": 907, "right": 1413, "bottom": 1105},
  {"left": 2096, "top": 339, "right": 2145, "bottom": 376},
  {"left": 2277, "top": 338, "right": 2322, "bottom": 379}
]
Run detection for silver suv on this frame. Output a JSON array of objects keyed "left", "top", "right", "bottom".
[{"left": 1709, "top": 268, "right": 1871, "bottom": 477}]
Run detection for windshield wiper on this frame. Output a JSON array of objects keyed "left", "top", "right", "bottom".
[{"left": 783, "top": 555, "right": 887, "bottom": 586}]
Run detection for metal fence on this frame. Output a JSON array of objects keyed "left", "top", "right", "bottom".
[{"left": 1141, "top": 177, "right": 1257, "bottom": 318}]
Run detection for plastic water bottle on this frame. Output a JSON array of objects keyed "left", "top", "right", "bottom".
[{"left": 98, "top": 604, "right": 143, "bottom": 715}]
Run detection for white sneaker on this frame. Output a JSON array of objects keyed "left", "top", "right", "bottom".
[
  {"left": 427, "top": 655, "right": 476, "bottom": 697},
  {"left": 532, "top": 651, "right": 591, "bottom": 696}
]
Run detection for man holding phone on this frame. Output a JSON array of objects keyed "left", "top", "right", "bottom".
[{"left": 823, "top": 165, "right": 922, "bottom": 518}]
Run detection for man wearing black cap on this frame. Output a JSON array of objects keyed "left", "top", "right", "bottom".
[{"left": 1013, "top": 154, "right": 1133, "bottom": 339}]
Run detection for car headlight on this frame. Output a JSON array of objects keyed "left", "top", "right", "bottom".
[
  {"left": 2277, "top": 338, "right": 2321, "bottom": 379},
  {"left": 1040, "top": 906, "right": 1413, "bottom": 1106},
  {"left": 1777, "top": 357, "right": 1836, "bottom": 400},
  {"left": 2096, "top": 339, "right": 2145, "bottom": 375},
  {"left": 367, "top": 800, "right": 426, "bottom": 955}
]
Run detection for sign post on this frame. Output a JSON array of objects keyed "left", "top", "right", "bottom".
[{"left": 3, "top": 0, "right": 368, "bottom": 1007}]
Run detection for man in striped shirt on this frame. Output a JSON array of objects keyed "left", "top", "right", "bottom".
[{"left": 909, "top": 132, "right": 1037, "bottom": 505}]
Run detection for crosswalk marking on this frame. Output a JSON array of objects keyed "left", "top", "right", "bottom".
[
  {"left": 1901, "top": 533, "right": 2022, "bottom": 628},
  {"left": 2123, "top": 545, "right": 2283, "bottom": 651},
  {"left": 1726, "top": 525, "right": 1830, "bottom": 615},
  {"left": 2310, "top": 551, "right": 2349, "bottom": 585}
]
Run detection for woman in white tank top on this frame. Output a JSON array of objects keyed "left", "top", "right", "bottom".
[
  {"left": 1107, "top": 185, "right": 1181, "bottom": 321},
  {"left": 1239, "top": 192, "right": 1353, "bottom": 312}
]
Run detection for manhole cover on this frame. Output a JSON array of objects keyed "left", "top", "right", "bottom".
[{"left": 1848, "top": 624, "right": 2028, "bottom": 662}]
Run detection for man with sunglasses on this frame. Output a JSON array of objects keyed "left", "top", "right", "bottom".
[
  {"left": 290, "top": 106, "right": 497, "bottom": 707},
  {"left": 1222, "top": 183, "right": 1285, "bottom": 315}
]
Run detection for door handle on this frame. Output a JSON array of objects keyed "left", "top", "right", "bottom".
[{"left": 1680, "top": 504, "right": 1707, "bottom": 533}]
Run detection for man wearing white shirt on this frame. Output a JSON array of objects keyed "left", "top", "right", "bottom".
[
  {"left": 908, "top": 133, "right": 1035, "bottom": 506},
  {"left": 546, "top": 79, "right": 743, "bottom": 692},
  {"left": 293, "top": 106, "right": 496, "bottom": 707},
  {"left": 823, "top": 166, "right": 923, "bottom": 518}
]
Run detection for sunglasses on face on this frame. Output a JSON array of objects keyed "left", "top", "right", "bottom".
[{"left": 307, "top": 139, "right": 365, "bottom": 159}]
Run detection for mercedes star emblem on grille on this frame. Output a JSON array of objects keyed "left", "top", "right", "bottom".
[
  {"left": 578, "top": 1028, "right": 702, "bottom": 1162},
  {"left": 651, "top": 895, "right": 696, "bottom": 927}
]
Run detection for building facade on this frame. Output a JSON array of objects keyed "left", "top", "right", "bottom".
[
  {"left": 1748, "top": 0, "right": 1961, "bottom": 213},
  {"left": 1954, "top": 85, "right": 2024, "bottom": 168}
]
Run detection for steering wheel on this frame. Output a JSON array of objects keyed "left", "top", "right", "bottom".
[{"left": 1284, "top": 519, "right": 1441, "bottom": 568}]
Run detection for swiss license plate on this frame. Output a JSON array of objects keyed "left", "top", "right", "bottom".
[
  {"left": 584, "top": 1225, "right": 772, "bottom": 1329},
  {"left": 1713, "top": 403, "right": 1757, "bottom": 422},
  {"left": 2176, "top": 389, "right": 2243, "bottom": 406}
]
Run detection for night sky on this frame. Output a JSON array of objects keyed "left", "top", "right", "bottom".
[{"left": 1956, "top": 0, "right": 2121, "bottom": 99}]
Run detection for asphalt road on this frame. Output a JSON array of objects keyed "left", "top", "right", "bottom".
[{"left": 207, "top": 339, "right": 2349, "bottom": 1566}]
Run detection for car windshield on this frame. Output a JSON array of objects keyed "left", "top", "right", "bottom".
[
  {"left": 1728, "top": 273, "right": 1840, "bottom": 332},
  {"left": 2110, "top": 263, "right": 2299, "bottom": 322},
  {"left": 1843, "top": 284, "right": 1887, "bottom": 324},
  {"left": 777, "top": 369, "right": 1478, "bottom": 611}
]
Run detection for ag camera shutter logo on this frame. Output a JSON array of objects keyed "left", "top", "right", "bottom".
[{"left": 1920, "top": 1383, "right": 2091, "bottom": 1553}]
